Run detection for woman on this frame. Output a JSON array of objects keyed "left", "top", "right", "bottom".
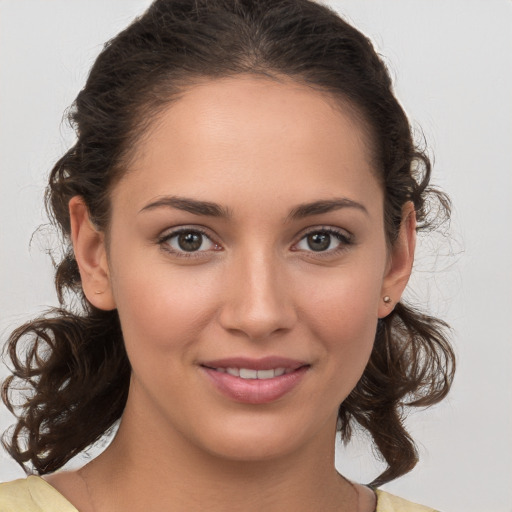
[{"left": 0, "top": 0, "right": 455, "bottom": 510}]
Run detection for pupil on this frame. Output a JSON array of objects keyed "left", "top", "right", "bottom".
[
  {"left": 178, "top": 232, "right": 202, "bottom": 251},
  {"left": 307, "top": 233, "right": 330, "bottom": 251}
]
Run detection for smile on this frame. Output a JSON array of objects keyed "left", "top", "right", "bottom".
[
  {"left": 211, "top": 367, "right": 291, "bottom": 379},
  {"left": 200, "top": 357, "right": 310, "bottom": 404}
]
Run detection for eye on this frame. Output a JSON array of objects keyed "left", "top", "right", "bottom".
[
  {"left": 294, "top": 228, "right": 352, "bottom": 253},
  {"left": 158, "top": 228, "right": 220, "bottom": 256}
]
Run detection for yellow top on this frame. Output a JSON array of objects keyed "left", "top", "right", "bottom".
[{"left": 0, "top": 476, "right": 439, "bottom": 511}]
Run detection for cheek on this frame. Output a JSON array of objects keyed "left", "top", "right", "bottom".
[
  {"left": 295, "top": 256, "right": 385, "bottom": 386},
  {"left": 305, "top": 284, "right": 379, "bottom": 359},
  {"left": 306, "top": 296, "right": 377, "bottom": 403},
  {"left": 110, "top": 255, "right": 219, "bottom": 359},
  {"left": 300, "top": 254, "right": 385, "bottom": 334}
]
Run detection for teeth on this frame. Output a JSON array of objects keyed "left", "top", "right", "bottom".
[
  {"left": 239, "top": 368, "right": 258, "bottom": 379},
  {"left": 219, "top": 367, "right": 289, "bottom": 379},
  {"left": 256, "top": 369, "right": 275, "bottom": 379}
]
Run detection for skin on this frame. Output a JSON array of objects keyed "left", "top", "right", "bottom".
[{"left": 48, "top": 75, "right": 415, "bottom": 512}]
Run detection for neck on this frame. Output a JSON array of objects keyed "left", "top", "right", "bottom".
[{"left": 81, "top": 401, "right": 357, "bottom": 512}]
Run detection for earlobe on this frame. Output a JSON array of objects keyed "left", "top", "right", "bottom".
[
  {"left": 378, "top": 202, "right": 416, "bottom": 318},
  {"left": 69, "top": 196, "right": 116, "bottom": 311}
]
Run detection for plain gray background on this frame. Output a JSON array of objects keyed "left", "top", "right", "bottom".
[{"left": 1, "top": 1, "right": 511, "bottom": 511}]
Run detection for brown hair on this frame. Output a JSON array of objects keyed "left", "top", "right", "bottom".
[{"left": 2, "top": 0, "right": 454, "bottom": 486}]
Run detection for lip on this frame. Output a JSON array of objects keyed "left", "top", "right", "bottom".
[{"left": 200, "top": 356, "right": 310, "bottom": 405}]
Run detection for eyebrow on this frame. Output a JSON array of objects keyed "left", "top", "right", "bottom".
[
  {"left": 286, "top": 198, "right": 368, "bottom": 221},
  {"left": 139, "top": 196, "right": 232, "bottom": 218},
  {"left": 139, "top": 195, "right": 367, "bottom": 220}
]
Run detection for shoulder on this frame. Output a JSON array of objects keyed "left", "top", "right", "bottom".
[
  {"left": 0, "top": 475, "right": 78, "bottom": 512},
  {"left": 0, "top": 477, "right": 35, "bottom": 511},
  {"left": 376, "top": 489, "right": 440, "bottom": 512}
]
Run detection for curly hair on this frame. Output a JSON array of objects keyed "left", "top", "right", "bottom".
[{"left": 2, "top": 0, "right": 454, "bottom": 486}]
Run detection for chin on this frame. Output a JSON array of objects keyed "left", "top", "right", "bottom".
[
  {"left": 204, "top": 434, "right": 297, "bottom": 464},
  {"left": 191, "top": 410, "right": 333, "bottom": 464}
]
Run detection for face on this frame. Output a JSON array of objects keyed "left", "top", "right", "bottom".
[{"left": 73, "top": 75, "right": 413, "bottom": 463}]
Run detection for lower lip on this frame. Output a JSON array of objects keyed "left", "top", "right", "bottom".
[{"left": 201, "top": 367, "right": 309, "bottom": 404}]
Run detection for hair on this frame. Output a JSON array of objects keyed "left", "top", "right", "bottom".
[{"left": 2, "top": 0, "right": 455, "bottom": 486}]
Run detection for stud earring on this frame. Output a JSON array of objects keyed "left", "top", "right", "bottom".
[{"left": 383, "top": 295, "right": 392, "bottom": 304}]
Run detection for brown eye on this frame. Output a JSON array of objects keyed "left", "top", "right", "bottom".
[
  {"left": 162, "top": 229, "right": 218, "bottom": 254},
  {"left": 294, "top": 228, "right": 352, "bottom": 254},
  {"left": 177, "top": 232, "right": 203, "bottom": 252},
  {"left": 306, "top": 233, "right": 331, "bottom": 252}
]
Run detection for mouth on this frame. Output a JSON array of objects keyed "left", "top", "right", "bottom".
[
  {"left": 204, "top": 367, "right": 293, "bottom": 379},
  {"left": 199, "top": 357, "right": 310, "bottom": 404}
]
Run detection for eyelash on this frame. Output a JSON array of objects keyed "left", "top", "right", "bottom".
[
  {"left": 293, "top": 227, "right": 354, "bottom": 257},
  {"left": 157, "top": 227, "right": 221, "bottom": 259},
  {"left": 156, "top": 226, "right": 354, "bottom": 259}
]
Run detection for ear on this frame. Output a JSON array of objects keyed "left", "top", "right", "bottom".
[
  {"left": 378, "top": 202, "right": 416, "bottom": 318},
  {"left": 69, "top": 196, "right": 116, "bottom": 311}
]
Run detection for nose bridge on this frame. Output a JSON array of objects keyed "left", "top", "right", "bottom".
[{"left": 219, "top": 242, "right": 295, "bottom": 340}]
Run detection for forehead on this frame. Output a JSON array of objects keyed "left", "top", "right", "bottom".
[{"left": 113, "top": 75, "right": 381, "bottom": 215}]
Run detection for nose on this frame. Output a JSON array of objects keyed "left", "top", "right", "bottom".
[{"left": 218, "top": 248, "right": 297, "bottom": 341}]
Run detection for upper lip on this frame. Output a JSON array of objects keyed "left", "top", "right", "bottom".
[{"left": 200, "top": 356, "right": 308, "bottom": 371}]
